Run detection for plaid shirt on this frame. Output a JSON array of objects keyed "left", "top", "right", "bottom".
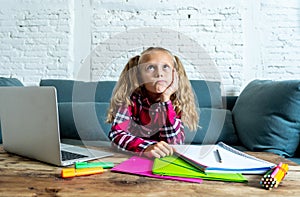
[{"left": 108, "top": 91, "right": 185, "bottom": 154}]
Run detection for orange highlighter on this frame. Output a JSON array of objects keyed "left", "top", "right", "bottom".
[{"left": 61, "top": 167, "right": 104, "bottom": 178}]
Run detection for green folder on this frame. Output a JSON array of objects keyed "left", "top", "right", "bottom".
[{"left": 152, "top": 156, "right": 248, "bottom": 183}]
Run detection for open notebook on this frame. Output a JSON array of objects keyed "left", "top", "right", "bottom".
[{"left": 171, "top": 142, "right": 275, "bottom": 174}]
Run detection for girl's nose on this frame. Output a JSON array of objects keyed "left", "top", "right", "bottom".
[{"left": 156, "top": 67, "right": 164, "bottom": 77}]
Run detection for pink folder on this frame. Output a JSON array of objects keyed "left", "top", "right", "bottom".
[{"left": 111, "top": 156, "right": 203, "bottom": 184}]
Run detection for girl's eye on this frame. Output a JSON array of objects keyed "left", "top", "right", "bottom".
[
  {"left": 163, "top": 64, "right": 171, "bottom": 71},
  {"left": 146, "top": 65, "right": 155, "bottom": 71}
]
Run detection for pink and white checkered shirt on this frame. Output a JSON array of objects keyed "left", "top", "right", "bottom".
[{"left": 108, "top": 91, "right": 185, "bottom": 155}]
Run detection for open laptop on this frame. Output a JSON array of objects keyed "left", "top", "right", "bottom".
[{"left": 0, "top": 86, "right": 113, "bottom": 166}]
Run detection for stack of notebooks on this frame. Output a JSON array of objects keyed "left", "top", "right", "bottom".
[{"left": 111, "top": 142, "right": 276, "bottom": 183}]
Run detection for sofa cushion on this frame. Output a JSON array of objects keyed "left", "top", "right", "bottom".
[
  {"left": 232, "top": 80, "right": 300, "bottom": 157},
  {"left": 190, "top": 80, "right": 222, "bottom": 108},
  {"left": 0, "top": 77, "right": 24, "bottom": 144},
  {"left": 57, "top": 102, "right": 111, "bottom": 141},
  {"left": 185, "top": 108, "right": 238, "bottom": 145},
  {"left": 40, "top": 79, "right": 116, "bottom": 103}
]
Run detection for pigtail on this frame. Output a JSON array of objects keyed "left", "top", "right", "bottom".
[
  {"left": 174, "top": 55, "right": 199, "bottom": 131},
  {"left": 106, "top": 55, "right": 140, "bottom": 123}
]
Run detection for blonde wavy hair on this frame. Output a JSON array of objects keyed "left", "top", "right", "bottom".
[{"left": 106, "top": 47, "right": 199, "bottom": 131}]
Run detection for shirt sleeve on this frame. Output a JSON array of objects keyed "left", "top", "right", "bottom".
[
  {"left": 158, "top": 100, "right": 185, "bottom": 144},
  {"left": 108, "top": 105, "right": 156, "bottom": 154}
]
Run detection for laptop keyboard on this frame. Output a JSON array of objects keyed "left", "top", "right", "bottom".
[{"left": 61, "top": 150, "right": 88, "bottom": 161}]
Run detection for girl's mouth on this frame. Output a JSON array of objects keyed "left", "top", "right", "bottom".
[{"left": 156, "top": 80, "right": 167, "bottom": 84}]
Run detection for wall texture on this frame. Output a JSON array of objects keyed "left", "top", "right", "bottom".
[
  {"left": 0, "top": 0, "right": 299, "bottom": 95},
  {"left": 0, "top": 0, "right": 74, "bottom": 84}
]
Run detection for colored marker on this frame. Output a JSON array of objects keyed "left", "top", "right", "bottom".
[
  {"left": 61, "top": 167, "right": 104, "bottom": 178},
  {"left": 75, "top": 161, "right": 114, "bottom": 169},
  {"left": 271, "top": 162, "right": 282, "bottom": 178},
  {"left": 275, "top": 163, "right": 289, "bottom": 188}
]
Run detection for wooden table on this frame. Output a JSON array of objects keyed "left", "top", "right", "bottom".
[{"left": 0, "top": 145, "right": 299, "bottom": 197}]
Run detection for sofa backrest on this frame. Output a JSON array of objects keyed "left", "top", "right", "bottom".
[
  {"left": 40, "top": 79, "right": 117, "bottom": 141},
  {"left": 0, "top": 77, "right": 24, "bottom": 86},
  {"left": 190, "top": 80, "right": 222, "bottom": 109},
  {"left": 40, "top": 79, "right": 116, "bottom": 103},
  {"left": 39, "top": 79, "right": 235, "bottom": 144},
  {"left": 40, "top": 79, "right": 222, "bottom": 108},
  {"left": 0, "top": 77, "right": 24, "bottom": 144}
]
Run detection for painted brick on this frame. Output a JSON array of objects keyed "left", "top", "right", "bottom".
[{"left": 0, "top": 0, "right": 299, "bottom": 96}]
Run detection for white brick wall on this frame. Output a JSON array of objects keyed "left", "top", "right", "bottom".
[
  {"left": 89, "top": 0, "right": 245, "bottom": 96},
  {"left": 0, "top": 0, "right": 74, "bottom": 85},
  {"left": 260, "top": 1, "right": 300, "bottom": 79},
  {"left": 242, "top": 0, "right": 300, "bottom": 91},
  {"left": 0, "top": 0, "right": 299, "bottom": 95}
]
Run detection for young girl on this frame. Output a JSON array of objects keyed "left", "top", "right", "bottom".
[{"left": 107, "top": 47, "right": 199, "bottom": 158}]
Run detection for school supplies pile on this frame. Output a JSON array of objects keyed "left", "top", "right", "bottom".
[
  {"left": 111, "top": 142, "right": 278, "bottom": 184},
  {"left": 171, "top": 142, "right": 276, "bottom": 174},
  {"left": 61, "top": 161, "right": 114, "bottom": 178},
  {"left": 111, "top": 155, "right": 246, "bottom": 183},
  {"left": 260, "top": 162, "right": 289, "bottom": 190}
]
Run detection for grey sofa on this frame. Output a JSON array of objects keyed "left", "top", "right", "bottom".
[{"left": 0, "top": 77, "right": 299, "bottom": 164}]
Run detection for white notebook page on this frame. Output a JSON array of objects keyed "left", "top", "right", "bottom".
[{"left": 171, "top": 142, "right": 275, "bottom": 174}]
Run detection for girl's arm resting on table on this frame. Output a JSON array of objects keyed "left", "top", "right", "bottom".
[
  {"left": 108, "top": 106, "right": 156, "bottom": 154},
  {"left": 108, "top": 125, "right": 156, "bottom": 154},
  {"left": 143, "top": 141, "right": 175, "bottom": 158},
  {"left": 108, "top": 101, "right": 184, "bottom": 157},
  {"left": 109, "top": 127, "right": 174, "bottom": 158}
]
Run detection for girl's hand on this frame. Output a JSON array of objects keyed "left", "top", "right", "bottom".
[
  {"left": 143, "top": 141, "right": 175, "bottom": 158},
  {"left": 160, "top": 69, "right": 178, "bottom": 102}
]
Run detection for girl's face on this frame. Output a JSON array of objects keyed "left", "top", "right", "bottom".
[{"left": 139, "top": 50, "right": 175, "bottom": 94}]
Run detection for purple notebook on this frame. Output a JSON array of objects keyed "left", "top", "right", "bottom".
[{"left": 111, "top": 156, "right": 203, "bottom": 184}]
